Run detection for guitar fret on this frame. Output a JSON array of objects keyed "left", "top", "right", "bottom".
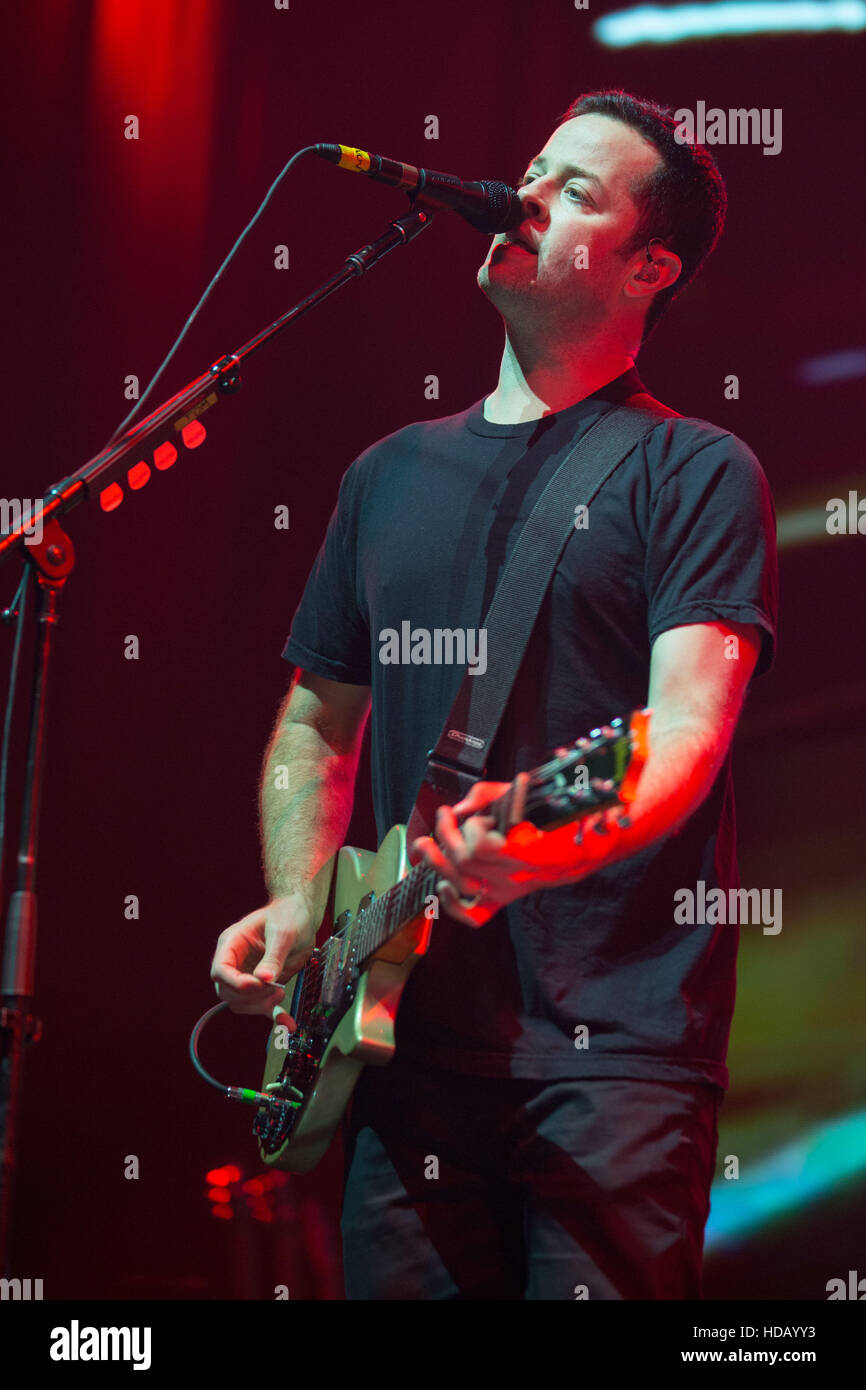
[{"left": 351, "top": 861, "right": 429, "bottom": 969}]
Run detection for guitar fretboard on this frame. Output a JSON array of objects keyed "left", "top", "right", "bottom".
[{"left": 349, "top": 860, "right": 440, "bottom": 967}]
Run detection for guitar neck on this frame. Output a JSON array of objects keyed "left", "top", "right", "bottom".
[{"left": 349, "top": 860, "right": 435, "bottom": 968}]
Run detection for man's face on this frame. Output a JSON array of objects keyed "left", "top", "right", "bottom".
[{"left": 477, "top": 113, "right": 663, "bottom": 336}]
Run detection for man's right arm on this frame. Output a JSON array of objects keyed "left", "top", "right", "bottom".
[{"left": 210, "top": 669, "right": 371, "bottom": 1020}]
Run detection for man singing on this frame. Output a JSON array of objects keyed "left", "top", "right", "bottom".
[{"left": 211, "top": 90, "right": 778, "bottom": 1300}]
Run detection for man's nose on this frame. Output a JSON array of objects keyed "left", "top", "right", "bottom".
[{"left": 517, "top": 185, "right": 546, "bottom": 224}]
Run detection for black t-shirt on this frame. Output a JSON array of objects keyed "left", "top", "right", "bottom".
[{"left": 282, "top": 367, "right": 778, "bottom": 1089}]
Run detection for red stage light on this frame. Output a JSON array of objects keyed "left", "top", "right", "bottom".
[
  {"left": 99, "top": 483, "right": 123, "bottom": 511},
  {"left": 127, "top": 461, "right": 150, "bottom": 490},
  {"left": 181, "top": 421, "right": 206, "bottom": 449},
  {"left": 153, "top": 442, "right": 177, "bottom": 470}
]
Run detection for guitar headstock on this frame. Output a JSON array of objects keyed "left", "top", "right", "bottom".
[{"left": 499, "top": 708, "right": 650, "bottom": 834}]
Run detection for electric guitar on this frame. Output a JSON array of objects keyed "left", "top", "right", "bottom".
[{"left": 254, "top": 709, "right": 650, "bottom": 1172}]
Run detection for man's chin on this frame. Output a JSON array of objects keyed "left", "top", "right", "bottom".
[{"left": 477, "top": 265, "right": 536, "bottom": 307}]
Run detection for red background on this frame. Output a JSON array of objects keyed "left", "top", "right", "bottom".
[{"left": 1, "top": 0, "right": 864, "bottom": 1298}]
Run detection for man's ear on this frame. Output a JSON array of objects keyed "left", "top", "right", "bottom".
[{"left": 623, "top": 245, "right": 682, "bottom": 302}]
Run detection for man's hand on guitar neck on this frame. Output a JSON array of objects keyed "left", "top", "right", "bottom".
[
  {"left": 210, "top": 890, "right": 318, "bottom": 1029},
  {"left": 410, "top": 784, "right": 619, "bottom": 929}
]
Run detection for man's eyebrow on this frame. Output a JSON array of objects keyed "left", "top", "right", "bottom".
[{"left": 523, "top": 155, "right": 604, "bottom": 189}]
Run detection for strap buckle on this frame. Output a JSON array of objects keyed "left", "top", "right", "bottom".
[{"left": 423, "top": 753, "right": 484, "bottom": 802}]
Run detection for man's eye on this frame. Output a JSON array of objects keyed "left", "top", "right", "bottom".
[{"left": 565, "top": 186, "right": 589, "bottom": 203}]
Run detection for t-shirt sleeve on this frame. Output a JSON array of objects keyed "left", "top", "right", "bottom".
[
  {"left": 644, "top": 426, "right": 778, "bottom": 675},
  {"left": 281, "top": 460, "right": 372, "bottom": 685}
]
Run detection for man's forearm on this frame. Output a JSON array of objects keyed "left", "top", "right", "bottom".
[
  {"left": 564, "top": 719, "right": 731, "bottom": 879},
  {"left": 259, "top": 721, "right": 358, "bottom": 918},
  {"left": 481, "top": 719, "right": 736, "bottom": 897}
]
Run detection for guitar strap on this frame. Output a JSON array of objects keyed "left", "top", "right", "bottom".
[{"left": 406, "top": 391, "right": 680, "bottom": 842}]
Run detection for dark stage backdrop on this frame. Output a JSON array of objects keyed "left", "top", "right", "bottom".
[{"left": 1, "top": 0, "right": 864, "bottom": 1300}]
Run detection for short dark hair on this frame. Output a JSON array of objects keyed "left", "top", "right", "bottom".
[{"left": 560, "top": 89, "right": 727, "bottom": 340}]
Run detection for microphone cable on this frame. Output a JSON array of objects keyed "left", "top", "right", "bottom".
[{"left": 101, "top": 144, "right": 320, "bottom": 452}]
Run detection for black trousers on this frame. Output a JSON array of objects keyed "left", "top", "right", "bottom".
[{"left": 340, "top": 1056, "right": 722, "bottom": 1300}]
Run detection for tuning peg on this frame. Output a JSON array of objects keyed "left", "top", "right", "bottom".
[{"left": 590, "top": 777, "right": 615, "bottom": 793}]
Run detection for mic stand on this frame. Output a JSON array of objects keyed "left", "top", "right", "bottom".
[{"left": 0, "top": 203, "right": 434, "bottom": 1275}]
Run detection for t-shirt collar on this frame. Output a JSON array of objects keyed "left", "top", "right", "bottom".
[{"left": 466, "top": 365, "right": 646, "bottom": 437}]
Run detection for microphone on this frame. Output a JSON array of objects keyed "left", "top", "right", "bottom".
[{"left": 314, "top": 143, "right": 522, "bottom": 234}]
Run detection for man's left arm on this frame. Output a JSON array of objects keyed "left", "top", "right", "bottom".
[{"left": 415, "top": 620, "right": 761, "bottom": 926}]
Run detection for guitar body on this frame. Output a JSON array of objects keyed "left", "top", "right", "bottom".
[
  {"left": 257, "top": 824, "right": 432, "bottom": 1173},
  {"left": 249, "top": 709, "right": 648, "bottom": 1175}
]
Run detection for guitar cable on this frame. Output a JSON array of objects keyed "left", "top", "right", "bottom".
[{"left": 188, "top": 1001, "right": 303, "bottom": 1111}]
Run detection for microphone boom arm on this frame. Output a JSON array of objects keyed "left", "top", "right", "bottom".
[{"left": 0, "top": 205, "right": 434, "bottom": 567}]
